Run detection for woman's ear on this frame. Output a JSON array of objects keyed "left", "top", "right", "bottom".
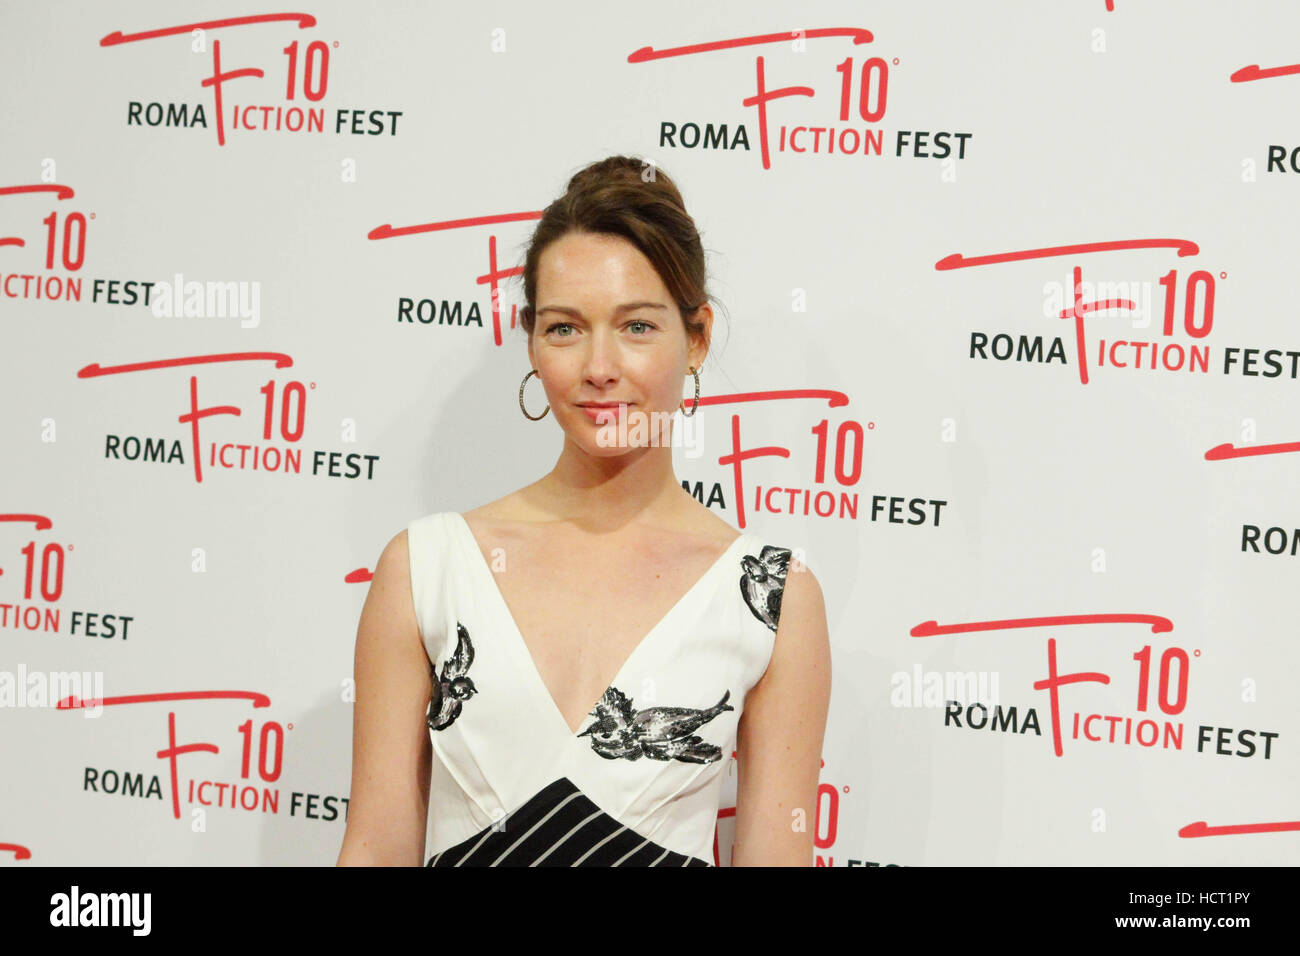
[{"left": 687, "top": 303, "right": 713, "bottom": 370}]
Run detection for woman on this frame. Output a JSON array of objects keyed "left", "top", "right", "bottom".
[{"left": 338, "top": 156, "right": 831, "bottom": 866}]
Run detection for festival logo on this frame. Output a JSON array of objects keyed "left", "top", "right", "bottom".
[
  {"left": 629, "top": 28, "right": 975, "bottom": 172},
  {"left": 100, "top": 13, "right": 404, "bottom": 146},
  {"left": 0, "top": 183, "right": 259, "bottom": 319},
  {"left": 0, "top": 513, "right": 135, "bottom": 643},
  {"left": 940, "top": 239, "right": 1300, "bottom": 391},
  {"left": 912, "top": 612, "right": 1290, "bottom": 839},
  {"left": 66, "top": 688, "right": 348, "bottom": 827},
  {"left": 79, "top": 352, "right": 381, "bottom": 485},
  {"left": 1230, "top": 49, "right": 1300, "bottom": 175}
]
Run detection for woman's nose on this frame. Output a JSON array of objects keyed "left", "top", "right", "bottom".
[{"left": 582, "top": 327, "right": 620, "bottom": 381}]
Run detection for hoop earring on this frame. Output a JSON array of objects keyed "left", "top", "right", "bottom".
[
  {"left": 519, "top": 369, "right": 549, "bottom": 420},
  {"left": 680, "top": 365, "right": 700, "bottom": 417}
]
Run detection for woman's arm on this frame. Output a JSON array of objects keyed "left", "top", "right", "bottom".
[
  {"left": 732, "top": 558, "right": 832, "bottom": 866},
  {"left": 337, "top": 530, "right": 434, "bottom": 866}
]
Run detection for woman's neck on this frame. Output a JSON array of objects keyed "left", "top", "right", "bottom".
[{"left": 528, "top": 440, "right": 690, "bottom": 532}]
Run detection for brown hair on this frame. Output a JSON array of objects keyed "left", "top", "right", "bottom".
[{"left": 517, "top": 156, "right": 722, "bottom": 359}]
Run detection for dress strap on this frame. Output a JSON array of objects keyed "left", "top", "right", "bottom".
[
  {"left": 407, "top": 512, "right": 453, "bottom": 668},
  {"left": 735, "top": 536, "right": 796, "bottom": 684}
]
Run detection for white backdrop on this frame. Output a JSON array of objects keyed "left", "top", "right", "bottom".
[{"left": 1, "top": 0, "right": 1296, "bottom": 865}]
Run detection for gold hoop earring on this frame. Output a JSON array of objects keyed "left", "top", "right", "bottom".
[
  {"left": 519, "top": 369, "right": 549, "bottom": 420},
  {"left": 680, "top": 366, "right": 700, "bottom": 417}
]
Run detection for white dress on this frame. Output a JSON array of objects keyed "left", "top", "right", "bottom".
[{"left": 406, "top": 511, "right": 793, "bottom": 866}]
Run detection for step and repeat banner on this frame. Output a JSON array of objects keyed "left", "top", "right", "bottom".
[{"left": 1, "top": 1, "right": 1296, "bottom": 866}]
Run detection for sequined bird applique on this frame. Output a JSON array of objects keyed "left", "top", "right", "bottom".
[
  {"left": 740, "top": 545, "right": 792, "bottom": 632},
  {"left": 426, "top": 622, "right": 478, "bottom": 731},
  {"left": 577, "top": 686, "right": 734, "bottom": 763}
]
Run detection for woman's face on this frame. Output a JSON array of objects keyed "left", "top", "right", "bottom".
[{"left": 527, "top": 232, "right": 710, "bottom": 454}]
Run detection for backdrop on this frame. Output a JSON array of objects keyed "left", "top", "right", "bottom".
[{"left": 1, "top": 0, "right": 1295, "bottom": 866}]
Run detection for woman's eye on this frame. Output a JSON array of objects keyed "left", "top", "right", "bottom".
[{"left": 544, "top": 320, "right": 655, "bottom": 336}]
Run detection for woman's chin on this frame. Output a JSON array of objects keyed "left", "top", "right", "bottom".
[
  {"left": 587, "top": 429, "right": 646, "bottom": 453},
  {"left": 564, "top": 425, "right": 650, "bottom": 454}
]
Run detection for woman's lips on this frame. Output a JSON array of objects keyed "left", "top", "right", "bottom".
[{"left": 579, "top": 403, "right": 629, "bottom": 423}]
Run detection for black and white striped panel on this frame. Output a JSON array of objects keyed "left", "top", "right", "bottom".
[{"left": 426, "top": 777, "right": 711, "bottom": 867}]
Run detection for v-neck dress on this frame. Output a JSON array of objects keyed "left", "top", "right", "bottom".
[{"left": 406, "top": 511, "right": 794, "bottom": 867}]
